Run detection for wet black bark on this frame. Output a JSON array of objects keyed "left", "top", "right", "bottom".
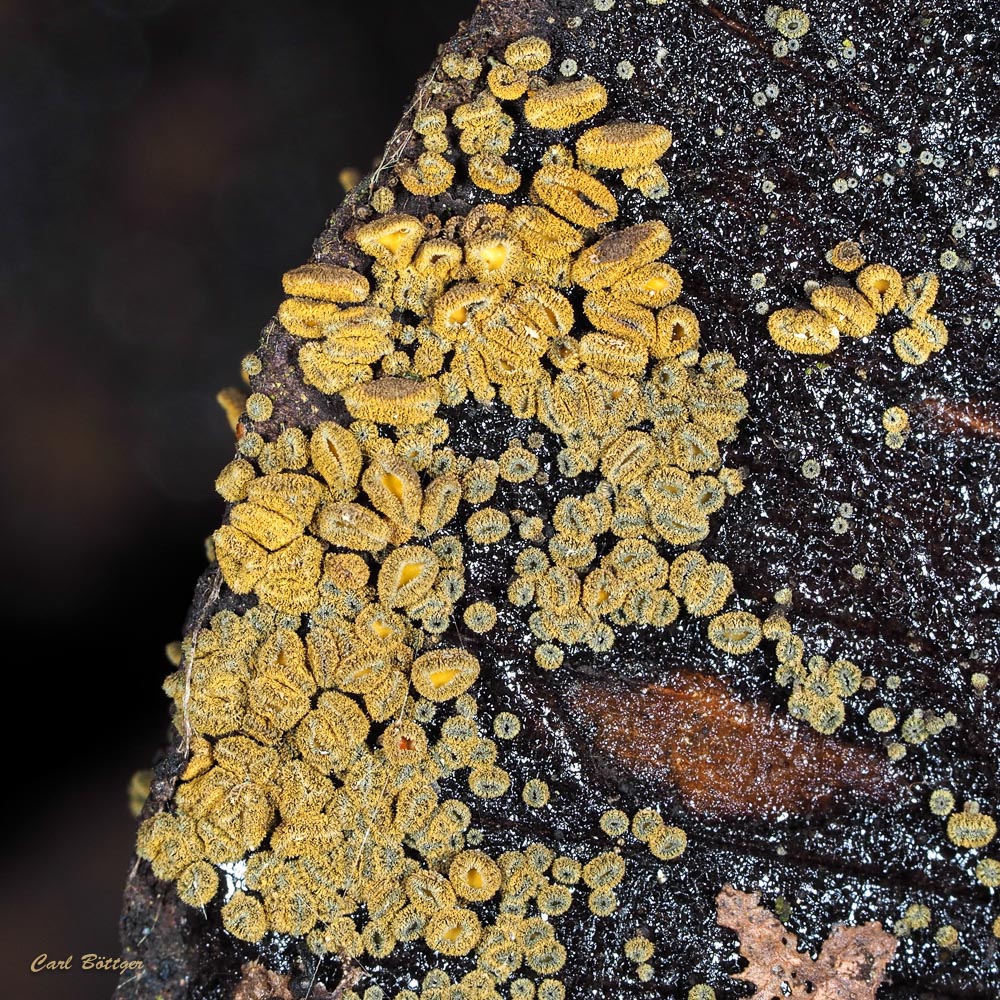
[{"left": 116, "top": 1, "right": 1000, "bottom": 998}]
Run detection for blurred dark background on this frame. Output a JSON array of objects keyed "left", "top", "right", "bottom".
[{"left": 0, "top": 1, "right": 472, "bottom": 996}]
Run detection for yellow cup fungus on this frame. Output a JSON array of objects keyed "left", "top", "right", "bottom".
[
  {"left": 355, "top": 213, "right": 425, "bottom": 268},
  {"left": 707, "top": 611, "right": 763, "bottom": 655},
  {"left": 504, "top": 35, "right": 551, "bottom": 72},
  {"left": 625, "top": 934, "right": 655, "bottom": 964},
  {"left": 282, "top": 262, "right": 370, "bottom": 303},
  {"left": 465, "top": 507, "right": 512, "bottom": 545},
  {"left": 900, "top": 271, "right": 940, "bottom": 319},
  {"left": 768, "top": 307, "right": 840, "bottom": 355},
  {"left": 811, "top": 285, "right": 878, "bottom": 339},
  {"left": 770, "top": 253, "right": 947, "bottom": 366},
  {"left": 341, "top": 377, "right": 441, "bottom": 427},
  {"left": 934, "top": 925, "right": 960, "bottom": 948},
  {"left": 522, "top": 778, "right": 551, "bottom": 808},
  {"left": 509, "top": 204, "right": 584, "bottom": 258},
  {"left": 423, "top": 907, "right": 483, "bottom": 956},
  {"left": 775, "top": 7, "right": 810, "bottom": 38},
  {"left": 655, "top": 304, "right": 702, "bottom": 357},
  {"left": 826, "top": 239, "right": 865, "bottom": 272},
  {"left": 524, "top": 78, "right": 609, "bottom": 129},
  {"left": 947, "top": 804, "right": 997, "bottom": 849},
  {"left": 648, "top": 824, "right": 687, "bottom": 861},
  {"left": 488, "top": 62, "right": 530, "bottom": 100},
  {"left": 688, "top": 986, "right": 716, "bottom": 1000},
  {"left": 588, "top": 889, "right": 619, "bottom": 917},
  {"left": 411, "top": 647, "right": 480, "bottom": 701},
  {"left": 976, "top": 858, "right": 1000, "bottom": 887},
  {"left": 531, "top": 164, "right": 619, "bottom": 228},
  {"left": 468, "top": 153, "right": 523, "bottom": 195},
  {"left": 856, "top": 263, "right": 903, "bottom": 314},
  {"left": 576, "top": 122, "right": 673, "bottom": 169},
  {"left": 221, "top": 892, "right": 268, "bottom": 942},
  {"left": 449, "top": 850, "right": 502, "bottom": 901},
  {"left": 278, "top": 297, "right": 343, "bottom": 339},
  {"left": 463, "top": 600, "right": 498, "bottom": 633}
]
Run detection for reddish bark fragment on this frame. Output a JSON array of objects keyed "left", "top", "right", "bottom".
[
  {"left": 913, "top": 397, "right": 1000, "bottom": 437},
  {"left": 233, "top": 961, "right": 293, "bottom": 1000},
  {"left": 716, "top": 885, "right": 897, "bottom": 1000},
  {"left": 570, "top": 671, "right": 898, "bottom": 819}
]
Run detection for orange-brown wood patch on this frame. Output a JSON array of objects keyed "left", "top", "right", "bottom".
[
  {"left": 570, "top": 671, "right": 899, "bottom": 819},
  {"left": 913, "top": 397, "right": 1000, "bottom": 437}
]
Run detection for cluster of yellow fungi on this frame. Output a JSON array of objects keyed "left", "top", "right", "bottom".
[
  {"left": 137, "top": 36, "right": 707, "bottom": 995},
  {"left": 137, "top": 24, "right": 981, "bottom": 997},
  {"left": 623, "top": 932, "right": 656, "bottom": 983},
  {"left": 768, "top": 240, "right": 948, "bottom": 366},
  {"left": 264, "top": 31, "right": 759, "bottom": 678},
  {"left": 881, "top": 405, "right": 910, "bottom": 450},
  {"left": 774, "top": 633, "right": 862, "bottom": 735}
]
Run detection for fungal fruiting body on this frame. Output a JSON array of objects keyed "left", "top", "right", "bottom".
[{"left": 767, "top": 256, "right": 948, "bottom": 365}]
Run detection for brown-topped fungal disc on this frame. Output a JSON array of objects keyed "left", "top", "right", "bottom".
[
  {"left": 572, "top": 221, "right": 672, "bottom": 290},
  {"left": 826, "top": 239, "right": 866, "bottom": 272},
  {"left": 340, "top": 377, "right": 441, "bottom": 426},
  {"left": 576, "top": 122, "right": 673, "bottom": 169},
  {"left": 524, "top": 78, "right": 609, "bottom": 129},
  {"left": 282, "top": 262, "right": 370, "bottom": 303}
]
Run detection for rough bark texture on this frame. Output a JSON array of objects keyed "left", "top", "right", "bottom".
[{"left": 117, "top": 1, "right": 999, "bottom": 998}]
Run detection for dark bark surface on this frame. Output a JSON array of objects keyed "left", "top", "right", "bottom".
[{"left": 117, "top": 1, "right": 999, "bottom": 998}]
